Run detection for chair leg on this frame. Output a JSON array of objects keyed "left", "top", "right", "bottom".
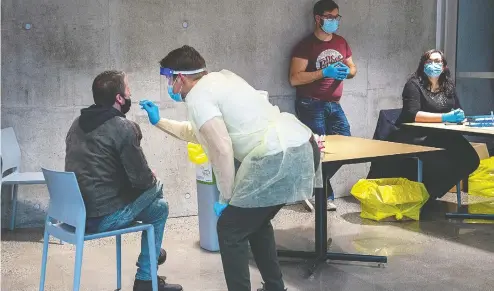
[
  {"left": 10, "top": 184, "right": 18, "bottom": 231},
  {"left": 146, "top": 226, "right": 158, "bottom": 291},
  {"left": 39, "top": 230, "right": 50, "bottom": 291},
  {"left": 73, "top": 242, "right": 84, "bottom": 291},
  {"left": 116, "top": 235, "right": 122, "bottom": 290}
]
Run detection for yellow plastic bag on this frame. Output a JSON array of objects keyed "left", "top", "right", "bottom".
[
  {"left": 350, "top": 178, "right": 430, "bottom": 221},
  {"left": 187, "top": 143, "right": 208, "bottom": 165},
  {"left": 466, "top": 195, "right": 494, "bottom": 224},
  {"left": 468, "top": 157, "right": 494, "bottom": 198}
]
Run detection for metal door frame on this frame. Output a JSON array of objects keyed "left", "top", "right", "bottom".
[{"left": 437, "top": 0, "right": 494, "bottom": 82}]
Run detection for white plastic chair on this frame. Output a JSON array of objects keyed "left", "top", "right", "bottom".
[
  {"left": 1, "top": 127, "right": 46, "bottom": 230},
  {"left": 39, "top": 168, "right": 158, "bottom": 291}
]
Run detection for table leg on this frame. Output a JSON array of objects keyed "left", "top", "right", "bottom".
[
  {"left": 456, "top": 182, "right": 462, "bottom": 212},
  {"left": 446, "top": 180, "right": 494, "bottom": 220},
  {"left": 444, "top": 175, "right": 494, "bottom": 221},
  {"left": 417, "top": 158, "right": 423, "bottom": 183},
  {"left": 445, "top": 213, "right": 494, "bottom": 220},
  {"left": 312, "top": 187, "right": 386, "bottom": 275},
  {"left": 278, "top": 185, "right": 387, "bottom": 277},
  {"left": 315, "top": 187, "right": 327, "bottom": 255}
]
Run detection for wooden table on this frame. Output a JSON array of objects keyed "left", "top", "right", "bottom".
[
  {"left": 402, "top": 122, "right": 494, "bottom": 221},
  {"left": 403, "top": 122, "right": 494, "bottom": 137},
  {"left": 277, "top": 135, "right": 442, "bottom": 276}
]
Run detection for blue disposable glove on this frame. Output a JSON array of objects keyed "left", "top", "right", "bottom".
[
  {"left": 139, "top": 100, "right": 160, "bottom": 125},
  {"left": 442, "top": 109, "right": 465, "bottom": 123},
  {"left": 333, "top": 62, "right": 350, "bottom": 80},
  {"left": 322, "top": 62, "right": 350, "bottom": 80},
  {"left": 213, "top": 202, "right": 228, "bottom": 217}
]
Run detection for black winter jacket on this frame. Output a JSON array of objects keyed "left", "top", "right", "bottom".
[{"left": 65, "top": 105, "right": 156, "bottom": 218}]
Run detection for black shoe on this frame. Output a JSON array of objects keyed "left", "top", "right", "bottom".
[
  {"left": 133, "top": 276, "right": 183, "bottom": 291},
  {"left": 158, "top": 248, "right": 167, "bottom": 265},
  {"left": 158, "top": 249, "right": 167, "bottom": 281}
]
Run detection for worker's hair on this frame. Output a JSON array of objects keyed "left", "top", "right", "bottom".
[
  {"left": 159, "top": 45, "right": 207, "bottom": 80},
  {"left": 313, "top": 0, "right": 339, "bottom": 17},
  {"left": 92, "top": 70, "right": 126, "bottom": 106},
  {"left": 412, "top": 49, "right": 455, "bottom": 97}
]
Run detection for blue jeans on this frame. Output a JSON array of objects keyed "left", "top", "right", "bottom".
[
  {"left": 295, "top": 98, "right": 351, "bottom": 199},
  {"left": 295, "top": 98, "right": 351, "bottom": 136},
  {"left": 86, "top": 182, "right": 168, "bottom": 281}
]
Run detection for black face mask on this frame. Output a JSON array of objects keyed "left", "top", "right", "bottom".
[{"left": 121, "top": 97, "right": 131, "bottom": 114}]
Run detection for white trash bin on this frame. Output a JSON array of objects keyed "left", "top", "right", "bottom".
[{"left": 195, "top": 161, "right": 220, "bottom": 252}]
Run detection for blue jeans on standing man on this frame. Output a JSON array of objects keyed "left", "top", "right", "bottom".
[
  {"left": 86, "top": 181, "right": 168, "bottom": 281},
  {"left": 295, "top": 98, "right": 351, "bottom": 200}
]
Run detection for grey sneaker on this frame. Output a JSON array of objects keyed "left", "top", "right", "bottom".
[
  {"left": 303, "top": 197, "right": 337, "bottom": 212},
  {"left": 303, "top": 199, "right": 315, "bottom": 212},
  {"left": 327, "top": 201, "right": 337, "bottom": 211}
]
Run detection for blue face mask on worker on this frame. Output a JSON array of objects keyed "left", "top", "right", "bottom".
[
  {"left": 160, "top": 67, "right": 206, "bottom": 102},
  {"left": 424, "top": 62, "right": 443, "bottom": 78},
  {"left": 320, "top": 14, "right": 340, "bottom": 34},
  {"left": 167, "top": 78, "right": 182, "bottom": 102}
]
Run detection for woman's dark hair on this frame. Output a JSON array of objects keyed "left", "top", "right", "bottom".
[{"left": 413, "top": 49, "right": 455, "bottom": 96}]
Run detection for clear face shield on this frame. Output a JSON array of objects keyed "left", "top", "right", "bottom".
[{"left": 160, "top": 67, "right": 206, "bottom": 102}]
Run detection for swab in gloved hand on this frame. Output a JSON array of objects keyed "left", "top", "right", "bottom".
[{"left": 139, "top": 99, "right": 160, "bottom": 125}]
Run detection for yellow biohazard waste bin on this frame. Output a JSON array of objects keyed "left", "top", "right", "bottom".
[
  {"left": 351, "top": 178, "right": 430, "bottom": 221},
  {"left": 466, "top": 157, "right": 494, "bottom": 224},
  {"left": 468, "top": 156, "right": 494, "bottom": 198}
]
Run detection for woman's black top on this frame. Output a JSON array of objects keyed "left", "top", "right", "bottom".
[{"left": 397, "top": 76, "right": 461, "bottom": 124}]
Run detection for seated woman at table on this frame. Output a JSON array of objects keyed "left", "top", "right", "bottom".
[{"left": 375, "top": 49, "right": 480, "bottom": 213}]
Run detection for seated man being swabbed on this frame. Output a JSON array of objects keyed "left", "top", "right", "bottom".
[{"left": 65, "top": 70, "right": 183, "bottom": 291}]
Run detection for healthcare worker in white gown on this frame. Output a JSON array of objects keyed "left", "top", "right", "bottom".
[{"left": 140, "top": 45, "right": 320, "bottom": 291}]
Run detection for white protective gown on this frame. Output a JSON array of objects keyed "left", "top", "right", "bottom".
[{"left": 182, "top": 70, "right": 318, "bottom": 208}]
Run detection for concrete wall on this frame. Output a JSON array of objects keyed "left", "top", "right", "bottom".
[{"left": 1, "top": 0, "right": 436, "bottom": 227}]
